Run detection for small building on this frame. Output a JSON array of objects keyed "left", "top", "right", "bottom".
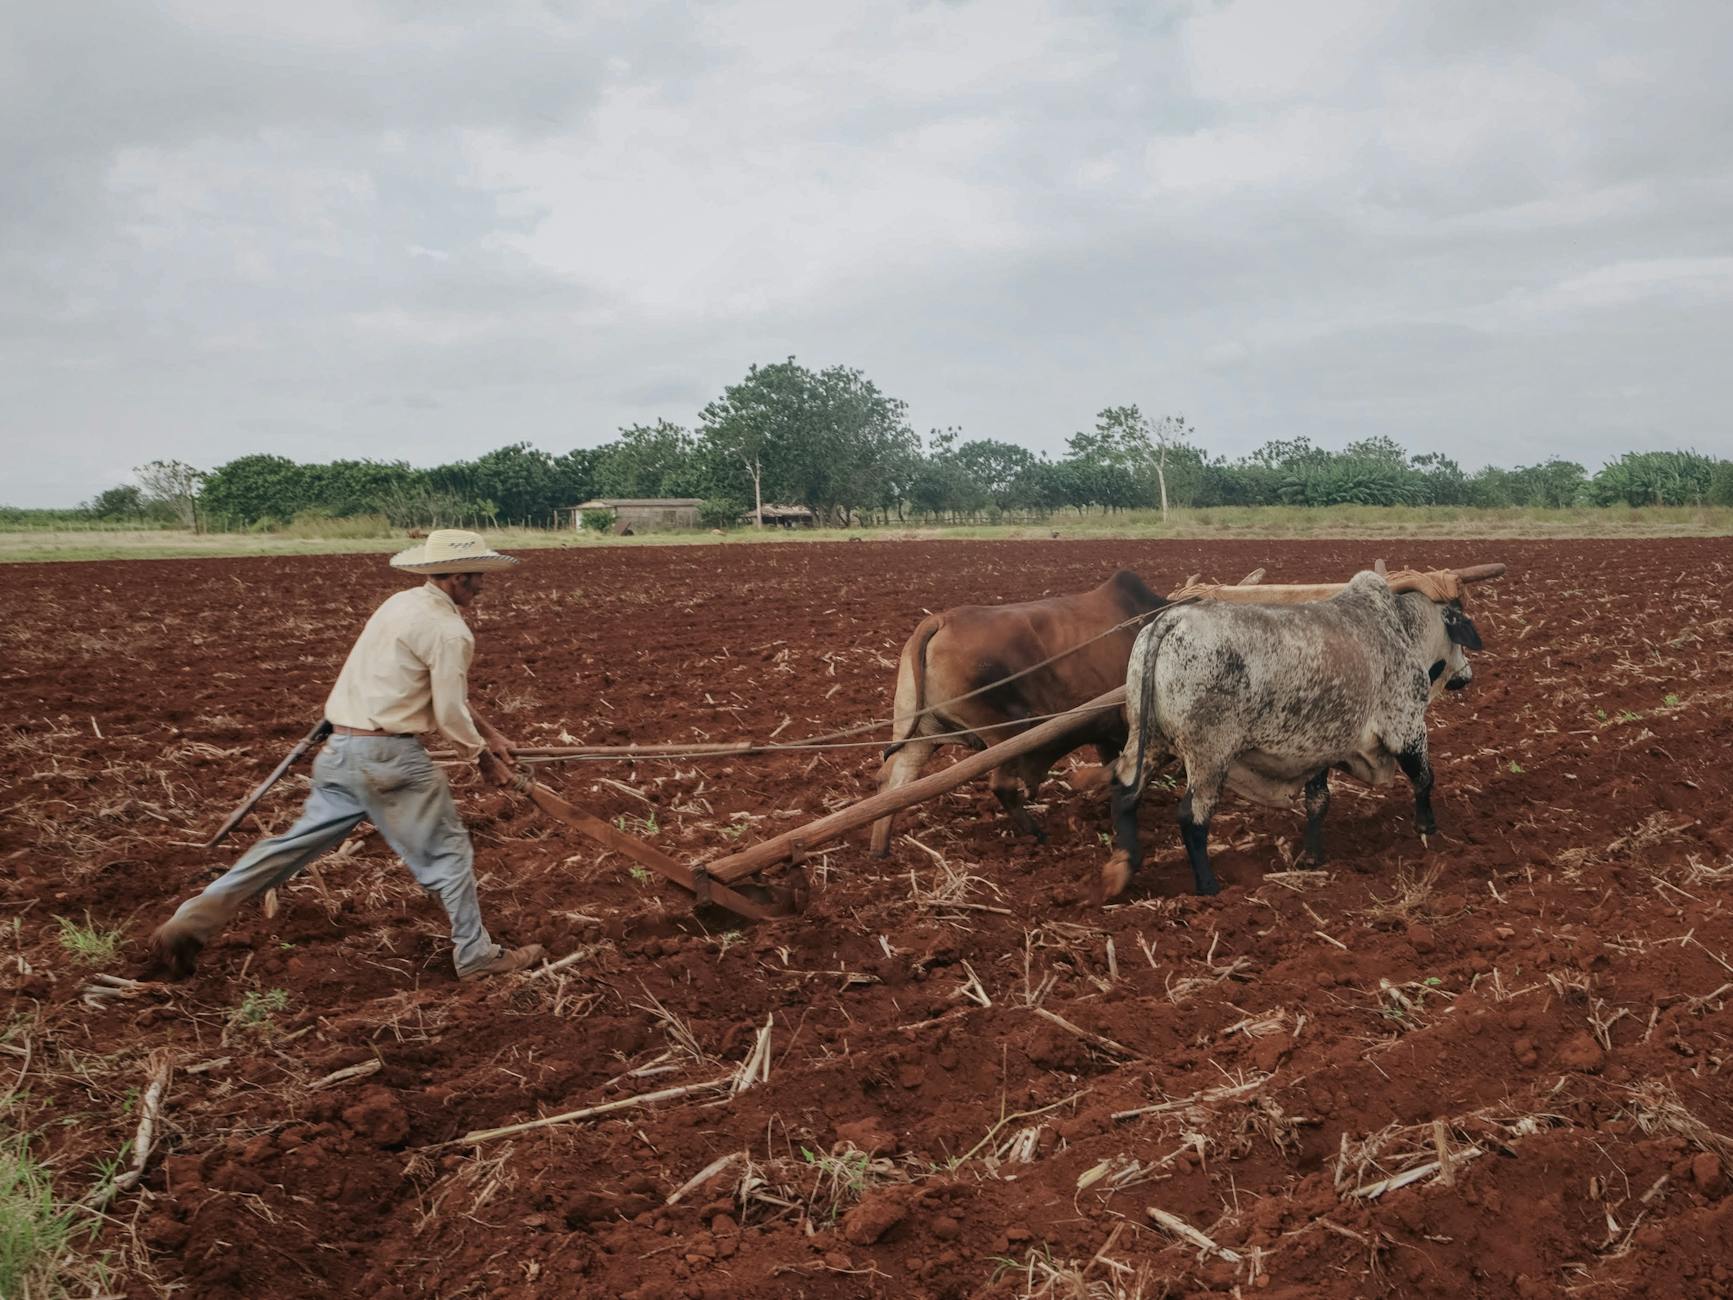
[
  {"left": 565, "top": 498, "right": 703, "bottom": 532},
  {"left": 743, "top": 503, "right": 817, "bottom": 528}
]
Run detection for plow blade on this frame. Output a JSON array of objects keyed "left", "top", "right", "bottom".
[{"left": 521, "top": 780, "right": 803, "bottom": 923}]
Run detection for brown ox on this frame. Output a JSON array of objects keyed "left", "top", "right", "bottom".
[{"left": 869, "top": 570, "right": 1169, "bottom": 854}]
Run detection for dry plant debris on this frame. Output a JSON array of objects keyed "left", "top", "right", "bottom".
[{"left": 5, "top": 537, "right": 1733, "bottom": 1298}]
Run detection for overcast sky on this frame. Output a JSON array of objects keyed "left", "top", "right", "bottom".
[{"left": 4, "top": 1, "right": 1731, "bottom": 506}]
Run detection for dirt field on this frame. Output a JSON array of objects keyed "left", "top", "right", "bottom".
[{"left": 4, "top": 538, "right": 1731, "bottom": 1299}]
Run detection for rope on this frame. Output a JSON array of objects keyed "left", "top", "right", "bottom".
[
  {"left": 461, "top": 569, "right": 1481, "bottom": 770},
  {"left": 471, "top": 600, "right": 1188, "bottom": 770},
  {"left": 493, "top": 696, "right": 1128, "bottom": 765},
  {"left": 752, "top": 598, "right": 1189, "bottom": 750},
  {"left": 433, "top": 600, "right": 1193, "bottom": 772}
]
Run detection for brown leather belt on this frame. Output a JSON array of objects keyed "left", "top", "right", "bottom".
[{"left": 330, "top": 724, "right": 415, "bottom": 738}]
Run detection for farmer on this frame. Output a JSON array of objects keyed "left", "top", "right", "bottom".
[{"left": 150, "top": 529, "right": 546, "bottom": 982}]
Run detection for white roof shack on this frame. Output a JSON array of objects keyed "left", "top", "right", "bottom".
[
  {"left": 743, "top": 503, "right": 816, "bottom": 522},
  {"left": 573, "top": 498, "right": 703, "bottom": 509}
]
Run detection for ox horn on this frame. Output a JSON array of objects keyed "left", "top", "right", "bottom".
[{"left": 1453, "top": 563, "right": 1506, "bottom": 584}]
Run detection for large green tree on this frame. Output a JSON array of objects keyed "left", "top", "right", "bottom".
[
  {"left": 814, "top": 365, "right": 919, "bottom": 524},
  {"left": 199, "top": 455, "right": 306, "bottom": 526},
  {"left": 300, "top": 460, "right": 417, "bottom": 517},
  {"left": 697, "top": 360, "right": 811, "bottom": 526},
  {"left": 552, "top": 447, "right": 602, "bottom": 510},
  {"left": 948, "top": 439, "right": 1042, "bottom": 512},
  {"left": 696, "top": 358, "right": 916, "bottom": 525},
  {"left": 467, "top": 443, "right": 566, "bottom": 524},
  {"left": 592, "top": 421, "right": 701, "bottom": 499},
  {"left": 1066, "top": 406, "right": 1201, "bottom": 516}
]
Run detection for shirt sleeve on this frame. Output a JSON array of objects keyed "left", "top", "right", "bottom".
[{"left": 428, "top": 632, "right": 488, "bottom": 760}]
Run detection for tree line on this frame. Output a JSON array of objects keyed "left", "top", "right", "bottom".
[{"left": 62, "top": 356, "right": 1733, "bottom": 529}]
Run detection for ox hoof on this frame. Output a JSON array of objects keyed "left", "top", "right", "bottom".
[
  {"left": 1098, "top": 851, "right": 1133, "bottom": 904},
  {"left": 1067, "top": 764, "right": 1113, "bottom": 793}
]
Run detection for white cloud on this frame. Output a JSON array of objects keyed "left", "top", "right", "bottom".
[
  {"left": 459, "top": 13, "right": 1057, "bottom": 318},
  {"left": 1141, "top": 105, "right": 1363, "bottom": 197},
  {"left": 1519, "top": 257, "right": 1733, "bottom": 314},
  {"left": 2, "top": 0, "right": 1731, "bottom": 506},
  {"left": 1180, "top": 0, "right": 1393, "bottom": 103}
]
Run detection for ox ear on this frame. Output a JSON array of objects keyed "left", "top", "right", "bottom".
[{"left": 1442, "top": 604, "right": 1483, "bottom": 651}]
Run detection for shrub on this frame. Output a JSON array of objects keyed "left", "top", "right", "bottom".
[
  {"left": 54, "top": 914, "right": 122, "bottom": 966},
  {"left": 1710, "top": 460, "right": 1733, "bottom": 507},
  {"left": 0, "top": 1136, "right": 99, "bottom": 1296},
  {"left": 83, "top": 485, "right": 148, "bottom": 520},
  {"left": 1592, "top": 450, "right": 1718, "bottom": 506},
  {"left": 699, "top": 498, "right": 745, "bottom": 529}
]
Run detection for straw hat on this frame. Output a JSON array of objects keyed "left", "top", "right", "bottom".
[{"left": 389, "top": 529, "right": 519, "bottom": 575}]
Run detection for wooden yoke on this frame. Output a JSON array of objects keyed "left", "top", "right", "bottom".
[{"left": 1168, "top": 563, "right": 1505, "bottom": 607}]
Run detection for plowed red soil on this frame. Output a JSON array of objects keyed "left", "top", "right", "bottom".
[{"left": 4, "top": 538, "right": 1732, "bottom": 1299}]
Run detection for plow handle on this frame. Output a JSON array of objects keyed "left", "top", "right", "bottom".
[{"left": 205, "top": 719, "right": 334, "bottom": 849}]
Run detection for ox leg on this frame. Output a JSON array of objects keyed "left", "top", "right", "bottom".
[
  {"left": 1302, "top": 768, "right": 1331, "bottom": 866},
  {"left": 869, "top": 738, "right": 937, "bottom": 856},
  {"left": 990, "top": 763, "right": 1047, "bottom": 844},
  {"left": 1110, "top": 777, "right": 1142, "bottom": 869},
  {"left": 1099, "top": 741, "right": 1153, "bottom": 901},
  {"left": 1097, "top": 776, "right": 1142, "bottom": 901},
  {"left": 1177, "top": 769, "right": 1225, "bottom": 896},
  {"left": 1396, "top": 743, "right": 1437, "bottom": 837}
]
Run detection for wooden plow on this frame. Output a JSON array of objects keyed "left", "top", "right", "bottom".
[{"left": 517, "top": 561, "right": 1506, "bottom": 923}]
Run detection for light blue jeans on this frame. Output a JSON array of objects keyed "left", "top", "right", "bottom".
[{"left": 166, "top": 735, "right": 496, "bottom": 974}]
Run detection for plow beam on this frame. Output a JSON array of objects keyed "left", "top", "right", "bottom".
[
  {"left": 705, "top": 687, "right": 1128, "bottom": 885},
  {"left": 520, "top": 780, "right": 802, "bottom": 922}
]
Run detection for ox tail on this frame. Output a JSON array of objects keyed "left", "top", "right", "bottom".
[
  {"left": 882, "top": 613, "right": 945, "bottom": 759},
  {"left": 871, "top": 613, "right": 945, "bottom": 857},
  {"left": 1127, "top": 611, "right": 1182, "bottom": 796}
]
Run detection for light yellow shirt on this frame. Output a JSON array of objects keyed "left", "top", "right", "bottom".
[{"left": 323, "top": 582, "right": 488, "bottom": 760}]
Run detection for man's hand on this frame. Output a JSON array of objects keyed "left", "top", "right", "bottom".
[
  {"left": 472, "top": 712, "right": 516, "bottom": 786},
  {"left": 478, "top": 748, "right": 516, "bottom": 788}
]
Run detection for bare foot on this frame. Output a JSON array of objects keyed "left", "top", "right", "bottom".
[{"left": 149, "top": 923, "right": 204, "bottom": 979}]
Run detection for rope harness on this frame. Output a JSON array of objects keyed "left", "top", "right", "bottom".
[
  {"left": 461, "top": 570, "right": 1476, "bottom": 769},
  {"left": 490, "top": 599, "right": 1191, "bottom": 767}
]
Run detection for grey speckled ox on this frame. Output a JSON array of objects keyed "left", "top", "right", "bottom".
[{"left": 1102, "top": 571, "right": 1483, "bottom": 900}]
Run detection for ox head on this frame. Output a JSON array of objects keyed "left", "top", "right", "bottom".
[{"left": 1423, "top": 600, "right": 1482, "bottom": 695}]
